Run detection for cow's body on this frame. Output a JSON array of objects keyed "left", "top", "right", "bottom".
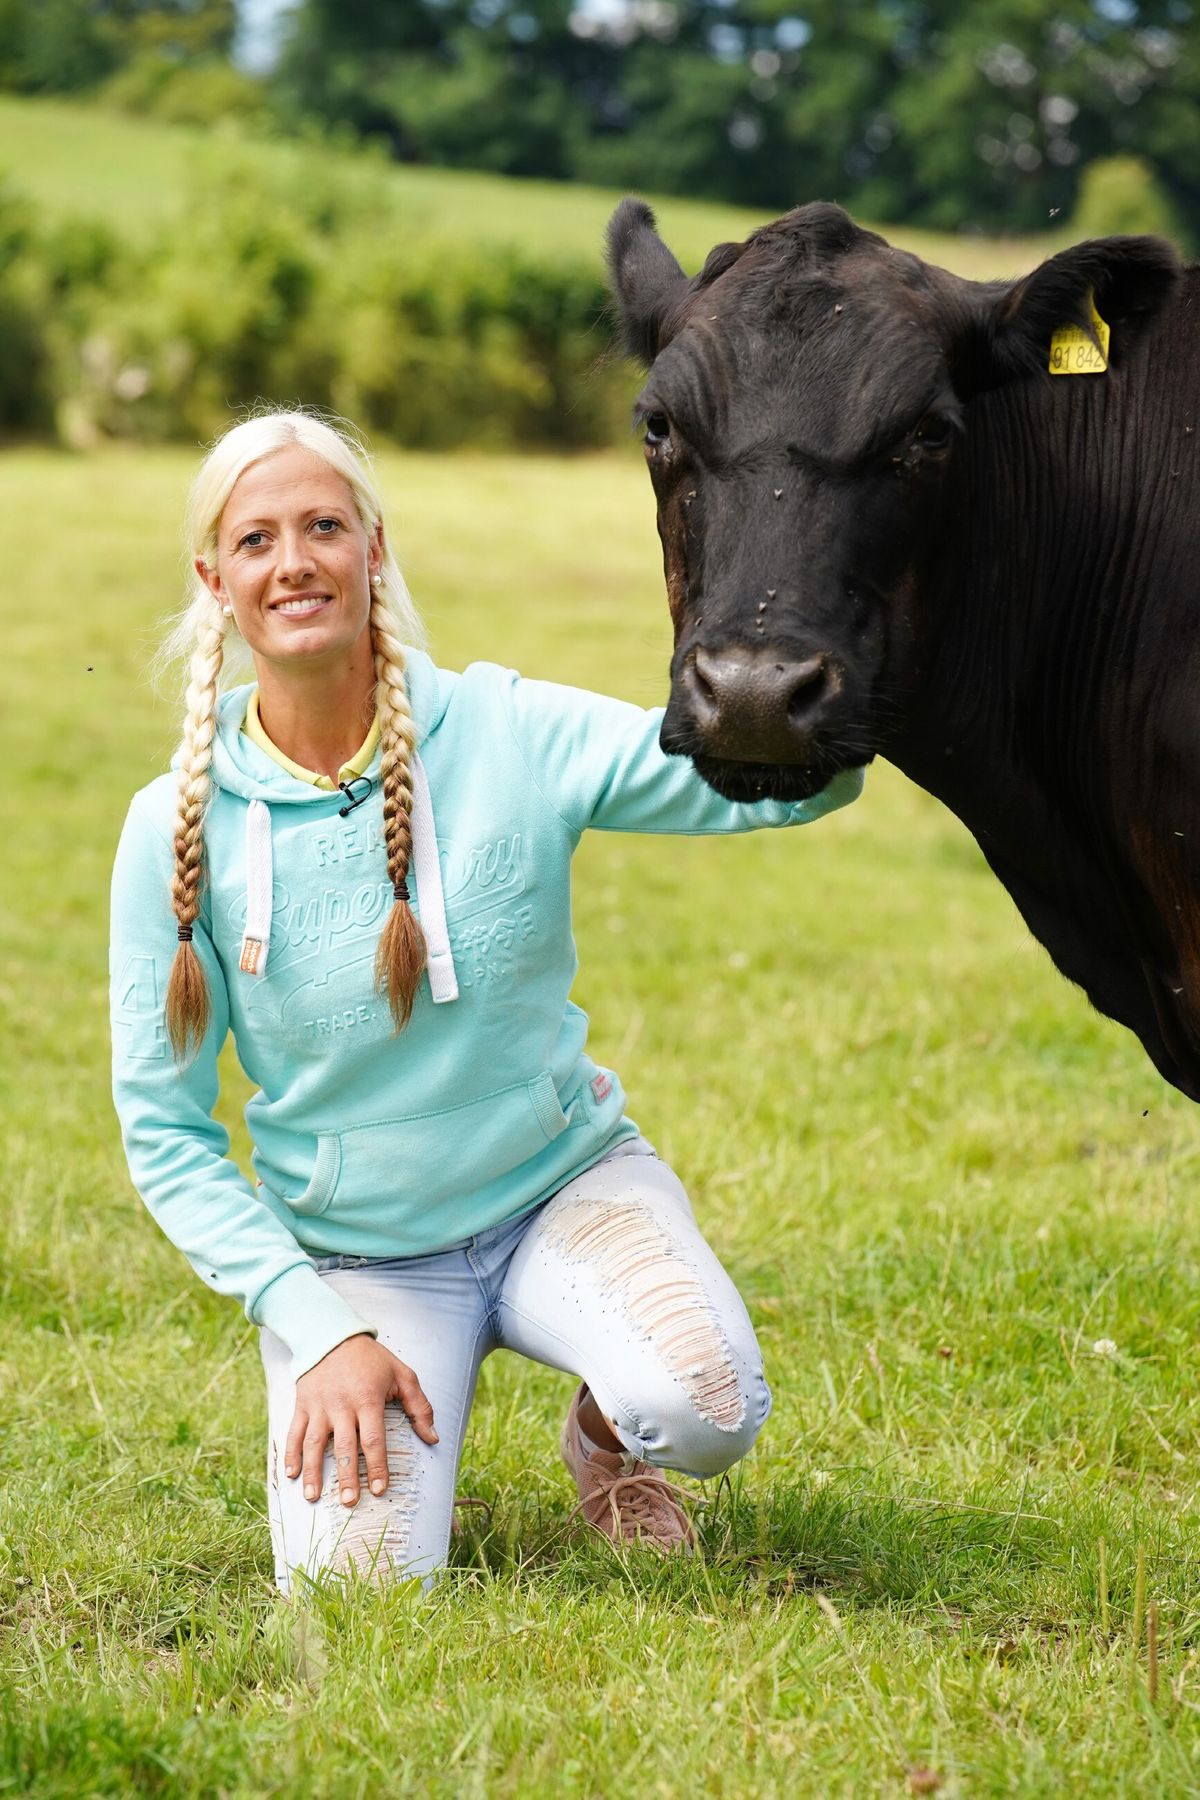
[
  {"left": 607, "top": 201, "right": 1200, "bottom": 1097},
  {"left": 899, "top": 267, "right": 1200, "bottom": 1097}
]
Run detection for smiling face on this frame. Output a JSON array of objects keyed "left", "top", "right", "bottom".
[{"left": 197, "top": 443, "right": 382, "bottom": 679}]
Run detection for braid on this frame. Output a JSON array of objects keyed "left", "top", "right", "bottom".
[
  {"left": 165, "top": 602, "right": 225, "bottom": 1059},
  {"left": 371, "top": 590, "right": 427, "bottom": 1029}
]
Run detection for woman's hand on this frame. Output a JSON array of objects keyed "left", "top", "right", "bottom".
[{"left": 286, "top": 1333, "right": 438, "bottom": 1507}]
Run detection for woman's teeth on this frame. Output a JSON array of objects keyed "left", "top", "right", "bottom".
[{"left": 275, "top": 596, "right": 330, "bottom": 616}]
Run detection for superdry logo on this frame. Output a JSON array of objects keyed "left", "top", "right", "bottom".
[
  {"left": 444, "top": 834, "right": 525, "bottom": 921},
  {"left": 229, "top": 880, "right": 392, "bottom": 980}
]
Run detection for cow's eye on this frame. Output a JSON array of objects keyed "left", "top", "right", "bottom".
[
  {"left": 643, "top": 412, "right": 671, "bottom": 446},
  {"left": 913, "top": 414, "right": 952, "bottom": 453}
]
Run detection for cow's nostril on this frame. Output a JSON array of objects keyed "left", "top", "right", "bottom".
[
  {"left": 688, "top": 648, "right": 722, "bottom": 723},
  {"left": 785, "top": 654, "right": 828, "bottom": 719},
  {"left": 692, "top": 656, "right": 717, "bottom": 708}
]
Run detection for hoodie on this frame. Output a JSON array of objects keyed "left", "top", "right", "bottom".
[{"left": 110, "top": 650, "right": 863, "bottom": 1374}]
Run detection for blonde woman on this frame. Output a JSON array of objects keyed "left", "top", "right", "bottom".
[{"left": 110, "top": 410, "right": 863, "bottom": 1589}]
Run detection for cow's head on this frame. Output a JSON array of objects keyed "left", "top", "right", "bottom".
[{"left": 608, "top": 197, "right": 1180, "bottom": 800}]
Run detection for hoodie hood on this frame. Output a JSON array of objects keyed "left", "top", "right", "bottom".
[
  {"left": 191, "top": 646, "right": 460, "bottom": 1002},
  {"left": 200, "top": 646, "right": 453, "bottom": 804}
]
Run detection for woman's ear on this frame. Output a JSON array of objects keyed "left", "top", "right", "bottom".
[{"left": 195, "top": 556, "right": 225, "bottom": 604}]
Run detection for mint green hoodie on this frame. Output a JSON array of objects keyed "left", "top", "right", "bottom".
[{"left": 110, "top": 651, "right": 863, "bottom": 1374}]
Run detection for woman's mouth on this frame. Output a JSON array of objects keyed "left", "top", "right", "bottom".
[{"left": 272, "top": 595, "right": 332, "bottom": 618}]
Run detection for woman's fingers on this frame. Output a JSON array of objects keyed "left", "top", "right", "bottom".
[
  {"left": 391, "top": 1359, "right": 439, "bottom": 1446},
  {"left": 284, "top": 1405, "right": 308, "bottom": 1483},
  {"left": 357, "top": 1405, "right": 391, "bottom": 1498},
  {"left": 332, "top": 1415, "right": 361, "bottom": 1507},
  {"left": 301, "top": 1414, "right": 331, "bottom": 1501},
  {"left": 288, "top": 1342, "right": 439, "bottom": 1509}
]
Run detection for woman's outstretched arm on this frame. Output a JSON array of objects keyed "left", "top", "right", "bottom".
[{"left": 497, "top": 669, "right": 864, "bottom": 837}]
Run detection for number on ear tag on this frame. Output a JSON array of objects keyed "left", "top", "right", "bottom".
[{"left": 1049, "top": 293, "right": 1110, "bottom": 376}]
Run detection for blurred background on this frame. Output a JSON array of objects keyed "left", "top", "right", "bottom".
[{"left": 0, "top": 0, "right": 1195, "bottom": 454}]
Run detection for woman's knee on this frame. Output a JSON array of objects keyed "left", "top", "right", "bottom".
[{"left": 610, "top": 1364, "right": 772, "bottom": 1480}]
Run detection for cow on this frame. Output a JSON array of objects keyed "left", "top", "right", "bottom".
[{"left": 605, "top": 196, "right": 1200, "bottom": 1098}]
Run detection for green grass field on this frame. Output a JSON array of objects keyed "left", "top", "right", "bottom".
[
  {"left": 3, "top": 439, "right": 1200, "bottom": 1796},
  {"left": 0, "top": 93, "right": 1063, "bottom": 280}
]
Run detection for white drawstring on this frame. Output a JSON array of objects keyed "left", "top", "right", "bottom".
[
  {"left": 410, "top": 753, "right": 459, "bottom": 1004},
  {"left": 239, "top": 798, "right": 273, "bottom": 975},
  {"left": 236, "top": 759, "right": 460, "bottom": 1004}
]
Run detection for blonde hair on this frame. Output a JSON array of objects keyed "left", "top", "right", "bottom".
[{"left": 162, "top": 408, "right": 428, "bottom": 1059}]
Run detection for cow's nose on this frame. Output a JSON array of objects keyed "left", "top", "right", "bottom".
[{"left": 679, "top": 645, "right": 833, "bottom": 760}]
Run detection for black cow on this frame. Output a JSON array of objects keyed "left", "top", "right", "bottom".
[{"left": 607, "top": 198, "right": 1200, "bottom": 1098}]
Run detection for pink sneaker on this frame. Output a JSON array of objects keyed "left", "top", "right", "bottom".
[{"left": 560, "top": 1384, "right": 695, "bottom": 1551}]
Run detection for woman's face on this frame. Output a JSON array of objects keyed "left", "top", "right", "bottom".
[{"left": 197, "top": 444, "right": 382, "bottom": 675}]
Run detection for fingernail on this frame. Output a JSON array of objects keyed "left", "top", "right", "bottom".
[
  {"left": 341, "top": 1488, "right": 356, "bottom": 1505},
  {"left": 430, "top": 1432, "right": 439, "bottom": 1444},
  {"left": 370, "top": 1478, "right": 386, "bottom": 1494},
  {"left": 305, "top": 1485, "right": 317, "bottom": 1500}
]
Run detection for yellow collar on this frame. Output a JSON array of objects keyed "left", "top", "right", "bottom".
[{"left": 242, "top": 688, "right": 380, "bottom": 791}]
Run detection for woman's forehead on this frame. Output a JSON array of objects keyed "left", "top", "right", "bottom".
[{"left": 223, "top": 445, "right": 356, "bottom": 522}]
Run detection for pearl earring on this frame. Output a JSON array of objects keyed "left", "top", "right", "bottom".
[
  {"left": 372, "top": 573, "right": 382, "bottom": 587},
  {"left": 221, "top": 605, "right": 233, "bottom": 617}
]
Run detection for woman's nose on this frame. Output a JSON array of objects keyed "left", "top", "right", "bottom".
[{"left": 274, "top": 533, "right": 317, "bottom": 580}]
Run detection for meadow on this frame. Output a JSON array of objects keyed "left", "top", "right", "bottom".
[
  {"left": 0, "top": 94, "right": 1060, "bottom": 280},
  {"left": 2, "top": 434, "right": 1199, "bottom": 1797}
]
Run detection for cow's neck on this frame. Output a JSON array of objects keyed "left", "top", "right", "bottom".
[
  {"left": 889, "top": 283, "right": 1200, "bottom": 1090},
  {"left": 898, "top": 297, "right": 1197, "bottom": 870}
]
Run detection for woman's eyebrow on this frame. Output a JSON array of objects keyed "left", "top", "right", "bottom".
[{"left": 227, "top": 503, "right": 353, "bottom": 535}]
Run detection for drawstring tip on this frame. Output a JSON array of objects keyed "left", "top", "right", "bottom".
[{"left": 239, "top": 935, "right": 267, "bottom": 976}]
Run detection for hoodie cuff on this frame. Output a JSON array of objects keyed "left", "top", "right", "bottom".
[
  {"left": 253, "top": 1262, "right": 378, "bottom": 1377},
  {"left": 789, "top": 764, "right": 866, "bottom": 821}
]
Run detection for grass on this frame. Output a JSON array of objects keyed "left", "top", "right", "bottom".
[
  {"left": 0, "top": 93, "right": 1064, "bottom": 280},
  {"left": 4, "top": 440, "right": 1200, "bottom": 1796}
]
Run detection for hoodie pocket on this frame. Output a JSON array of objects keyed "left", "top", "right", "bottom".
[{"left": 290, "top": 1071, "right": 576, "bottom": 1218}]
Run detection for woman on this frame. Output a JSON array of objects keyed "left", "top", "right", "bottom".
[{"left": 110, "top": 411, "right": 863, "bottom": 1591}]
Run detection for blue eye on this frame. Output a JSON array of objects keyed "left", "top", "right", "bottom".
[
  {"left": 314, "top": 517, "right": 340, "bottom": 533},
  {"left": 239, "top": 531, "right": 265, "bottom": 549}
]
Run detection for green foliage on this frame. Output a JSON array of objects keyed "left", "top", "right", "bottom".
[
  {"left": 273, "top": 0, "right": 1200, "bottom": 241},
  {"left": 1, "top": 3, "right": 1198, "bottom": 240},
  {"left": 99, "top": 49, "right": 269, "bottom": 128},
  {"left": 0, "top": 177, "right": 53, "bottom": 432},
  {"left": 5, "top": 147, "right": 626, "bottom": 450},
  {"left": 1072, "top": 153, "right": 1192, "bottom": 251},
  {"left": 0, "top": 0, "right": 234, "bottom": 95}
]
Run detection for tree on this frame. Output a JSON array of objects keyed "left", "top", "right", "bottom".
[{"left": 0, "top": 0, "right": 235, "bottom": 94}]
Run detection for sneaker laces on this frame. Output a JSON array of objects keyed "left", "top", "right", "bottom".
[{"left": 570, "top": 1464, "right": 692, "bottom": 1541}]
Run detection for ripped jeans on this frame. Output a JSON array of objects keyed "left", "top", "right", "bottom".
[{"left": 259, "top": 1138, "right": 771, "bottom": 1591}]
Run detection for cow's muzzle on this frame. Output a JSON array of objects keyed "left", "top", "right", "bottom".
[{"left": 666, "top": 643, "right": 840, "bottom": 764}]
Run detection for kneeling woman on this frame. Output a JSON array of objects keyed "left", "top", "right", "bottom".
[{"left": 110, "top": 411, "right": 862, "bottom": 1589}]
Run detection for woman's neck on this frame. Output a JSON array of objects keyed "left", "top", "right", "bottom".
[{"left": 254, "top": 649, "right": 377, "bottom": 783}]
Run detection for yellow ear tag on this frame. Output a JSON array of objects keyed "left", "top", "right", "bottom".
[{"left": 1049, "top": 293, "right": 1110, "bottom": 375}]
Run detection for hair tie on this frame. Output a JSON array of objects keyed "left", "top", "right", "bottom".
[
  {"left": 393, "top": 879, "right": 410, "bottom": 904},
  {"left": 177, "top": 925, "right": 194, "bottom": 943}
]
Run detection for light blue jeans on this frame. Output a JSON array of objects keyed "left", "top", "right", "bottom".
[{"left": 259, "top": 1138, "right": 771, "bottom": 1590}]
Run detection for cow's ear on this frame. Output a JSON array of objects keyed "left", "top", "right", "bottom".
[
  {"left": 970, "top": 235, "right": 1182, "bottom": 389},
  {"left": 607, "top": 197, "right": 690, "bottom": 364}
]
